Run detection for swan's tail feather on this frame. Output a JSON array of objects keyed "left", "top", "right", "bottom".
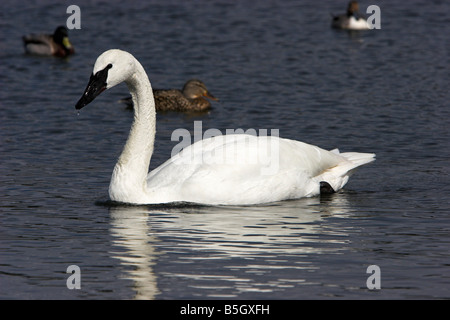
[
  {"left": 339, "top": 152, "right": 376, "bottom": 168},
  {"left": 335, "top": 151, "right": 376, "bottom": 178},
  {"left": 319, "top": 151, "right": 375, "bottom": 192},
  {"left": 330, "top": 148, "right": 340, "bottom": 154}
]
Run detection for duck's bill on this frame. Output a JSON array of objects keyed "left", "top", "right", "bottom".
[
  {"left": 75, "top": 70, "right": 108, "bottom": 110},
  {"left": 62, "top": 36, "right": 73, "bottom": 49},
  {"left": 205, "top": 92, "right": 218, "bottom": 101}
]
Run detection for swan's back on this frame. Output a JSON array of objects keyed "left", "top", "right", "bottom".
[{"left": 146, "top": 134, "right": 374, "bottom": 205}]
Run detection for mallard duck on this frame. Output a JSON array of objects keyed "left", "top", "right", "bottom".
[
  {"left": 119, "top": 79, "right": 217, "bottom": 112},
  {"left": 331, "top": 1, "right": 370, "bottom": 30},
  {"left": 23, "top": 26, "right": 75, "bottom": 57}
]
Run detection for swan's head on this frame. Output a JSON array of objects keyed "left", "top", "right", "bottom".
[{"left": 76, "top": 49, "right": 136, "bottom": 110}]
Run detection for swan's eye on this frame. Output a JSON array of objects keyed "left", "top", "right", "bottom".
[{"left": 107, "top": 63, "right": 113, "bottom": 69}]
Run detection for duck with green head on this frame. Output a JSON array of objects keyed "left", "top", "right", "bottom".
[{"left": 23, "top": 26, "right": 75, "bottom": 57}]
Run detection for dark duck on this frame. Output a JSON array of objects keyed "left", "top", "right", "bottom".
[
  {"left": 120, "top": 79, "right": 217, "bottom": 112},
  {"left": 23, "top": 26, "right": 75, "bottom": 57}
]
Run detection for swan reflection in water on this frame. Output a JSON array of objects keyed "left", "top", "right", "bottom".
[
  {"left": 109, "top": 207, "right": 160, "bottom": 300},
  {"left": 109, "top": 193, "right": 355, "bottom": 299}
]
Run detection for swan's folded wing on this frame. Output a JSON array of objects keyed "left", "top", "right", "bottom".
[{"left": 145, "top": 134, "right": 354, "bottom": 204}]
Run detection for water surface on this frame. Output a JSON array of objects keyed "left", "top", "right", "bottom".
[{"left": 0, "top": 0, "right": 449, "bottom": 299}]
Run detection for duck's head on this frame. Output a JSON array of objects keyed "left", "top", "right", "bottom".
[
  {"left": 182, "top": 79, "right": 217, "bottom": 101},
  {"left": 346, "top": 1, "right": 360, "bottom": 16},
  {"left": 53, "top": 26, "right": 73, "bottom": 52},
  {"left": 76, "top": 49, "right": 136, "bottom": 110}
]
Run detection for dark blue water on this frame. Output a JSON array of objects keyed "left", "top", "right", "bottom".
[{"left": 0, "top": 0, "right": 449, "bottom": 299}]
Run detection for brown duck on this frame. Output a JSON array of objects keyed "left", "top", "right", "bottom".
[
  {"left": 23, "top": 26, "right": 75, "bottom": 57},
  {"left": 120, "top": 79, "right": 217, "bottom": 112}
]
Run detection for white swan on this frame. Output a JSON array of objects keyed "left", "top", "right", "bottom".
[{"left": 75, "top": 49, "right": 375, "bottom": 205}]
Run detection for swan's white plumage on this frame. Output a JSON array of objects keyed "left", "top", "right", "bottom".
[{"left": 78, "top": 49, "right": 375, "bottom": 205}]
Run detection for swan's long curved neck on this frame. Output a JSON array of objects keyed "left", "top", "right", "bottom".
[{"left": 109, "top": 61, "right": 156, "bottom": 203}]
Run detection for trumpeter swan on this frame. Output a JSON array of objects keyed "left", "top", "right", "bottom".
[{"left": 75, "top": 49, "right": 375, "bottom": 205}]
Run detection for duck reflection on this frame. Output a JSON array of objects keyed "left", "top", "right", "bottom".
[{"left": 109, "top": 194, "right": 353, "bottom": 299}]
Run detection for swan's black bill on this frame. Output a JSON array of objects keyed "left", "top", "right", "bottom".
[{"left": 75, "top": 64, "right": 112, "bottom": 110}]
